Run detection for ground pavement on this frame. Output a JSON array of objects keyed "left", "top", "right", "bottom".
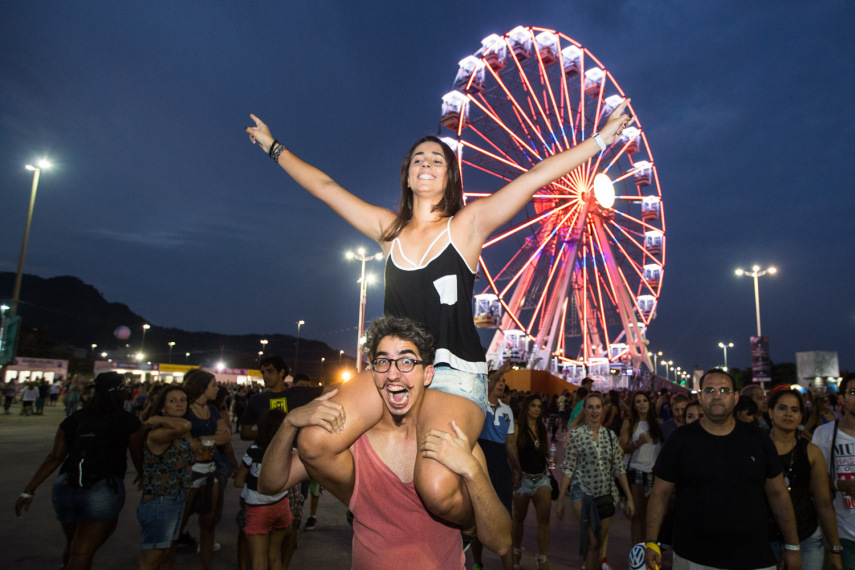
[{"left": 2, "top": 403, "right": 657, "bottom": 569}]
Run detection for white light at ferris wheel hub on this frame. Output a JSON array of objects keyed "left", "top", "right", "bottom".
[{"left": 441, "top": 25, "right": 665, "bottom": 377}]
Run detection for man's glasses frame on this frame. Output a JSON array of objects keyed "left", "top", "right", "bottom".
[
  {"left": 371, "top": 357, "right": 427, "bottom": 373},
  {"left": 701, "top": 387, "right": 733, "bottom": 396}
]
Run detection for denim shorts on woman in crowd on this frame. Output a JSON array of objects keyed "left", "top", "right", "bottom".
[
  {"left": 430, "top": 366, "right": 488, "bottom": 414},
  {"left": 52, "top": 473, "right": 126, "bottom": 524},
  {"left": 137, "top": 491, "right": 188, "bottom": 550},
  {"left": 514, "top": 471, "right": 551, "bottom": 496}
]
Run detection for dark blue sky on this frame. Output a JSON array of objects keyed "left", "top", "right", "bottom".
[{"left": 2, "top": 1, "right": 853, "bottom": 373}]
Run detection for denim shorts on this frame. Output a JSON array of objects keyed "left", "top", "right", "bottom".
[
  {"left": 244, "top": 497, "right": 292, "bottom": 535},
  {"left": 52, "top": 473, "right": 125, "bottom": 524},
  {"left": 430, "top": 366, "right": 488, "bottom": 414},
  {"left": 514, "top": 471, "right": 551, "bottom": 496},
  {"left": 569, "top": 478, "right": 583, "bottom": 502},
  {"left": 137, "top": 491, "right": 187, "bottom": 550}
]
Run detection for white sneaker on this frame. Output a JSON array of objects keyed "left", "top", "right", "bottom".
[
  {"left": 196, "top": 542, "right": 221, "bottom": 554},
  {"left": 601, "top": 562, "right": 611, "bottom": 570}
]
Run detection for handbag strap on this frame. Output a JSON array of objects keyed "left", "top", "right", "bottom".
[{"left": 830, "top": 419, "right": 839, "bottom": 496}]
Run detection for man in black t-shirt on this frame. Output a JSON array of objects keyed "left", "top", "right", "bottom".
[
  {"left": 644, "top": 369, "right": 801, "bottom": 570},
  {"left": 240, "top": 356, "right": 322, "bottom": 441}
]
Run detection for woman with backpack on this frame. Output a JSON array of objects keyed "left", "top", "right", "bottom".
[
  {"left": 137, "top": 385, "right": 194, "bottom": 570},
  {"left": 15, "top": 372, "right": 142, "bottom": 570}
]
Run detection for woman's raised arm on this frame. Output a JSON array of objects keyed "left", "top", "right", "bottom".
[
  {"left": 457, "top": 99, "right": 633, "bottom": 247},
  {"left": 246, "top": 114, "right": 396, "bottom": 243}
]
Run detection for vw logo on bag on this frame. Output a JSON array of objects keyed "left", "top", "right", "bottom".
[{"left": 628, "top": 543, "right": 648, "bottom": 570}]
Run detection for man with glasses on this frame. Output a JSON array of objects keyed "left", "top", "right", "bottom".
[
  {"left": 644, "top": 369, "right": 801, "bottom": 570},
  {"left": 812, "top": 372, "right": 855, "bottom": 567},
  {"left": 259, "top": 316, "right": 510, "bottom": 569}
]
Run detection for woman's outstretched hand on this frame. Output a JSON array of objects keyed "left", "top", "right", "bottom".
[
  {"left": 245, "top": 114, "right": 276, "bottom": 154},
  {"left": 598, "top": 98, "right": 634, "bottom": 145}
]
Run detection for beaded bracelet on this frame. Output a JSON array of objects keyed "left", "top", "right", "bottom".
[{"left": 270, "top": 142, "right": 287, "bottom": 163}]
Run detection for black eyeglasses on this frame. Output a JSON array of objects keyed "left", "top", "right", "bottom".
[
  {"left": 371, "top": 357, "right": 427, "bottom": 373},
  {"left": 701, "top": 387, "right": 733, "bottom": 396}
]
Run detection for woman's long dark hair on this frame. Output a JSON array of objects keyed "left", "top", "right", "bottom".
[
  {"left": 183, "top": 369, "right": 214, "bottom": 405},
  {"left": 628, "top": 390, "right": 661, "bottom": 443},
  {"left": 516, "top": 394, "right": 548, "bottom": 457},
  {"left": 381, "top": 135, "right": 464, "bottom": 242}
]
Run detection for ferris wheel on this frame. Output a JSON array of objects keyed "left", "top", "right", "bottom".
[{"left": 440, "top": 26, "right": 664, "bottom": 381}]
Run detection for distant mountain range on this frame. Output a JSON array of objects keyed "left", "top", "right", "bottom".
[{"left": 0, "top": 272, "right": 350, "bottom": 378}]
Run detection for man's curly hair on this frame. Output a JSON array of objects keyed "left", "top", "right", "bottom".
[{"left": 363, "top": 316, "right": 435, "bottom": 365}]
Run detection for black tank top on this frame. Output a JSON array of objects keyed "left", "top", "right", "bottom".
[
  {"left": 768, "top": 437, "right": 817, "bottom": 541},
  {"left": 384, "top": 226, "right": 486, "bottom": 374}
]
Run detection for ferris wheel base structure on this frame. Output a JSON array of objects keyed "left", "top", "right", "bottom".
[{"left": 443, "top": 26, "right": 664, "bottom": 384}]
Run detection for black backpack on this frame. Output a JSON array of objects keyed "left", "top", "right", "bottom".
[{"left": 66, "top": 413, "right": 114, "bottom": 489}]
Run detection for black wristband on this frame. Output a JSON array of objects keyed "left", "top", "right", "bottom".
[{"left": 268, "top": 139, "right": 279, "bottom": 159}]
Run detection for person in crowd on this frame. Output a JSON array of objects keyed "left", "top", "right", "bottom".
[
  {"left": 64, "top": 376, "right": 82, "bottom": 417},
  {"left": 246, "top": 101, "right": 633, "bottom": 532},
  {"left": 569, "top": 378, "right": 595, "bottom": 424},
  {"left": 512, "top": 394, "right": 552, "bottom": 569},
  {"left": 741, "top": 384, "right": 770, "bottom": 431},
  {"left": 4, "top": 378, "right": 19, "bottom": 414},
  {"left": 659, "top": 393, "right": 689, "bottom": 442},
  {"left": 472, "top": 364, "right": 520, "bottom": 570},
  {"left": 619, "top": 390, "right": 661, "bottom": 546},
  {"left": 21, "top": 381, "right": 40, "bottom": 415},
  {"left": 683, "top": 400, "right": 703, "bottom": 423},
  {"left": 36, "top": 379, "right": 49, "bottom": 414},
  {"left": 292, "top": 373, "right": 324, "bottom": 533},
  {"left": 49, "top": 378, "right": 62, "bottom": 406},
  {"left": 15, "top": 372, "right": 142, "bottom": 570},
  {"left": 181, "top": 369, "right": 232, "bottom": 570},
  {"left": 811, "top": 372, "right": 855, "bottom": 568},
  {"left": 602, "top": 390, "right": 623, "bottom": 434},
  {"left": 734, "top": 394, "right": 759, "bottom": 423},
  {"left": 557, "top": 392, "right": 634, "bottom": 570},
  {"left": 239, "top": 357, "right": 322, "bottom": 569},
  {"left": 137, "top": 386, "right": 193, "bottom": 570},
  {"left": 644, "top": 369, "right": 800, "bottom": 570},
  {"left": 803, "top": 392, "right": 836, "bottom": 436},
  {"left": 234, "top": 408, "right": 292, "bottom": 570},
  {"left": 655, "top": 388, "right": 672, "bottom": 422},
  {"left": 767, "top": 389, "right": 842, "bottom": 569},
  {"left": 259, "top": 316, "right": 511, "bottom": 569}
]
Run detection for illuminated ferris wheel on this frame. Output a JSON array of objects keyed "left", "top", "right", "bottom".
[{"left": 440, "top": 26, "right": 664, "bottom": 381}]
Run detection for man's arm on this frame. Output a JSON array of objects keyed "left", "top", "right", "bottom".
[
  {"left": 421, "top": 421, "right": 512, "bottom": 556},
  {"left": 259, "top": 390, "right": 349, "bottom": 498},
  {"left": 504, "top": 431, "right": 521, "bottom": 489},
  {"left": 644, "top": 477, "right": 674, "bottom": 570},
  {"left": 765, "top": 474, "right": 802, "bottom": 570}
]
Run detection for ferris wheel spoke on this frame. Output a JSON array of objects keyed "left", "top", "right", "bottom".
[
  {"left": 610, "top": 208, "right": 665, "bottom": 236},
  {"left": 483, "top": 201, "right": 576, "bottom": 248},
  {"left": 463, "top": 125, "right": 532, "bottom": 171},
  {"left": 599, "top": 223, "right": 655, "bottom": 292},
  {"left": 505, "top": 36, "right": 562, "bottom": 153},
  {"left": 469, "top": 94, "right": 543, "bottom": 160},
  {"left": 482, "top": 64, "right": 551, "bottom": 154}
]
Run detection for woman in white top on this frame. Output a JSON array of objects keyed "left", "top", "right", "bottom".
[
  {"left": 245, "top": 101, "right": 633, "bottom": 528},
  {"left": 619, "top": 390, "right": 661, "bottom": 546}
]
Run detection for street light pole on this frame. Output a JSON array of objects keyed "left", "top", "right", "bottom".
[
  {"left": 718, "top": 341, "right": 733, "bottom": 371},
  {"left": 11, "top": 161, "right": 51, "bottom": 317},
  {"left": 168, "top": 341, "right": 175, "bottom": 363},
  {"left": 139, "top": 324, "right": 150, "bottom": 360},
  {"left": 294, "top": 320, "right": 305, "bottom": 374},
  {"left": 347, "top": 248, "right": 382, "bottom": 372},
  {"left": 735, "top": 265, "right": 777, "bottom": 337}
]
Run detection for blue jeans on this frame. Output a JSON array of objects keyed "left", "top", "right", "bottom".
[
  {"left": 770, "top": 525, "right": 823, "bottom": 570},
  {"left": 138, "top": 491, "right": 188, "bottom": 549}
]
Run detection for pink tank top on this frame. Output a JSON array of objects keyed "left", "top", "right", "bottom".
[{"left": 349, "top": 434, "right": 464, "bottom": 570}]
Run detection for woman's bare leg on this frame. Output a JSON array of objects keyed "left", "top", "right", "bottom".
[
  {"left": 246, "top": 533, "right": 269, "bottom": 570},
  {"left": 512, "top": 492, "right": 531, "bottom": 564},
  {"left": 65, "top": 519, "right": 118, "bottom": 570},
  {"left": 630, "top": 483, "right": 647, "bottom": 546},
  {"left": 531, "top": 486, "right": 552, "bottom": 562},
  {"left": 297, "top": 371, "right": 383, "bottom": 488},
  {"left": 198, "top": 481, "right": 220, "bottom": 570},
  {"left": 414, "top": 390, "right": 484, "bottom": 526}
]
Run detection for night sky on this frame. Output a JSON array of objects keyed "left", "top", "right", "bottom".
[{"left": 2, "top": 2, "right": 853, "bottom": 373}]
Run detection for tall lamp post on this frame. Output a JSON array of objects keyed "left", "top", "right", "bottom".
[
  {"left": 347, "top": 248, "right": 383, "bottom": 372},
  {"left": 734, "top": 265, "right": 777, "bottom": 337},
  {"left": 167, "top": 341, "right": 175, "bottom": 363},
  {"left": 139, "top": 324, "right": 150, "bottom": 361},
  {"left": 294, "top": 320, "right": 305, "bottom": 374},
  {"left": 718, "top": 341, "right": 733, "bottom": 371},
  {"left": 10, "top": 160, "right": 51, "bottom": 317}
]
